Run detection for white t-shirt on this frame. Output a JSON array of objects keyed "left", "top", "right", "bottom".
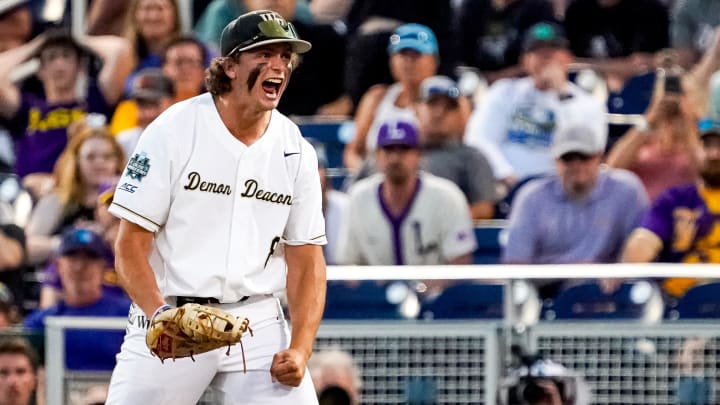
[
  {"left": 337, "top": 172, "right": 477, "bottom": 265},
  {"left": 109, "top": 93, "right": 327, "bottom": 302},
  {"left": 464, "top": 77, "right": 607, "bottom": 180}
]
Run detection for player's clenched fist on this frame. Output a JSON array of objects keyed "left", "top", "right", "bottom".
[{"left": 270, "top": 348, "right": 307, "bottom": 387}]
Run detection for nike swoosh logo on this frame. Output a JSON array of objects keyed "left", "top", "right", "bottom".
[{"left": 284, "top": 152, "right": 300, "bottom": 157}]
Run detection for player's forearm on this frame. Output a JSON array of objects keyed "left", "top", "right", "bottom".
[
  {"left": 285, "top": 244, "right": 326, "bottom": 360},
  {"left": 115, "top": 221, "right": 166, "bottom": 316}
]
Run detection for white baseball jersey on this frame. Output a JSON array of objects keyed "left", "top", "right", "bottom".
[
  {"left": 337, "top": 172, "right": 477, "bottom": 265},
  {"left": 109, "top": 93, "right": 327, "bottom": 302},
  {"left": 464, "top": 77, "right": 607, "bottom": 180}
]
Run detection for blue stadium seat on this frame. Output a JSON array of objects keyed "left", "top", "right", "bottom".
[
  {"left": 299, "top": 121, "right": 351, "bottom": 190},
  {"left": 324, "top": 281, "right": 405, "bottom": 319},
  {"left": 420, "top": 283, "right": 504, "bottom": 319},
  {"left": 543, "top": 281, "right": 663, "bottom": 321},
  {"left": 672, "top": 282, "right": 720, "bottom": 319},
  {"left": 473, "top": 225, "right": 504, "bottom": 264}
]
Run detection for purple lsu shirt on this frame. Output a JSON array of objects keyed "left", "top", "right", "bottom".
[
  {"left": 8, "top": 81, "right": 109, "bottom": 177},
  {"left": 641, "top": 184, "right": 720, "bottom": 263}
]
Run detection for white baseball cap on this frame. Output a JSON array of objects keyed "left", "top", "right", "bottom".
[{"left": 551, "top": 125, "right": 603, "bottom": 158}]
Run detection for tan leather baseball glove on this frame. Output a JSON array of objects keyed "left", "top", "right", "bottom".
[{"left": 146, "top": 303, "right": 252, "bottom": 365}]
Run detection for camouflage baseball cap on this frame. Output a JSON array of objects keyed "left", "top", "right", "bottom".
[{"left": 220, "top": 10, "right": 311, "bottom": 56}]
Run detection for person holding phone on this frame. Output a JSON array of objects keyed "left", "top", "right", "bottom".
[{"left": 606, "top": 67, "right": 702, "bottom": 201}]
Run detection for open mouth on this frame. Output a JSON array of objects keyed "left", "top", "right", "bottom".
[{"left": 262, "top": 78, "right": 283, "bottom": 98}]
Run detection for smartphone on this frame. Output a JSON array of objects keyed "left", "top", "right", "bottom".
[{"left": 665, "top": 74, "right": 683, "bottom": 95}]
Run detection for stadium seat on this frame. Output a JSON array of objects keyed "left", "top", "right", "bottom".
[
  {"left": 420, "top": 281, "right": 540, "bottom": 322},
  {"left": 324, "top": 280, "right": 408, "bottom": 319},
  {"left": 671, "top": 282, "right": 720, "bottom": 319},
  {"left": 299, "top": 120, "right": 352, "bottom": 190},
  {"left": 420, "top": 283, "right": 504, "bottom": 319},
  {"left": 543, "top": 281, "right": 664, "bottom": 323},
  {"left": 473, "top": 223, "right": 505, "bottom": 264}
]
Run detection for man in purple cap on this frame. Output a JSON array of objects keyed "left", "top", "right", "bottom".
[{"left": 337, "top": 118, "right": 476, "bottom": 267}]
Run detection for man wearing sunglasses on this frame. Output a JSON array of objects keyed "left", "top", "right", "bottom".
[
  {"left": 502, "top": 124, "right": 648, "bottom": 299},
  {"left": 106, "top": 10, "right": 326, "bottom": 404}
]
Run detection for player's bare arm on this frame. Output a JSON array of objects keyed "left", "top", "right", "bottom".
[
  {"left": 114, "top": 219, "right": 166, "bottom": 317},
  {"left": 270, "top": 244, "right": 326, "bottom": 387}
]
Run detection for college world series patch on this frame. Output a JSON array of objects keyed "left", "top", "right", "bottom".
[{"left": 126, "top": 152, "right": 151, "bottom": 181}]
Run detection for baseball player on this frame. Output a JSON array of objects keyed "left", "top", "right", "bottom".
[{"left": 105, "top": 10, "right": 327, "bottom": 404}]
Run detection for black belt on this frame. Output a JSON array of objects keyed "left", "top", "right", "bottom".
[{"left": 175, "top": 296, "right": 249, "bottom": 307}]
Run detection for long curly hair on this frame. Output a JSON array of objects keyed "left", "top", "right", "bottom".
[{"left": 53, "top": 121, "right": 125, "bottom": 214}]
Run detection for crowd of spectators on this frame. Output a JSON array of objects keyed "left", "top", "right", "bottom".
[{"left": 0, "top": 0, "right": 719, "bottom": 402}]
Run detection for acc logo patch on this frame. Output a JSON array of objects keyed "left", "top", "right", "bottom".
[
  {"left": 126, "top": 152, "right": 151, "bottom": 181},
  {"left": 119, "top": 183, "right": 138, "bottom": 193}
]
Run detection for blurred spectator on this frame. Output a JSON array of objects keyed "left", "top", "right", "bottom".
[
  {"left": 25, "top": 122, "right": 125, "bottom": 265},
  {"left": 675, "top": 337, "right": 713, "bottom": 405},
  {"left": 161, "top": 36, "right": 208, "bottom": 101},
  {"left": 621, "top": 118, "right": 720, "bottom": 297},
  {"left": 194, "top": 0, "right": 315, "bottom": 51},
  {"left": 0, "top": 30, "right": 131, "bottom": 194},
  {"left": 110, "top": 36, "right": 205, "bottom": 135},
  {"left": 456, "top": 0, "right": 556, "bottom": 83},
  {"left": 417, "top": 75, "right": 496, "bottom": 220},
  {"left": 606, "top": 67, "right": 701, "bottom": 201},
  {"left": 343, "top": 23, "right": 438, "bottom": 173},
  {"left": 87, "top": 0, "right": 132, "bottom": 36},
  {"left": 116, "top": 68, "right": 175, "bottom": 157},
  {"left": 670, "top": 0, "right": 720, "bottom": 68},
  {"left": 337, "top": 119, "right": 477, "bottom": 266},
  {"left": 502, "top": 124, "right": 648, "bottom": 299},
  {"left": 340, "top": 0, "right": 456, "bottom": 113},
  {"left": 564, "top": 0, "right": 669, "bottom": 91},
  {"left": 237, "top": 0, "right": 347, "bottom": 117},
  {"left": 0, "top": 337, "right": 40, "bottom": 405},
  {"left": 39, "top": 182, "right": 125, "bottom": 309},
  {"left": 309, "top": 0, "right": 353, "bottom": 24},
  {"left": 464, "top": 22, "right": 607, "bottom": 191},
  {"left": 315, "top": 143, "right": 348, "bottom": 265},
  {"left": 23, "top": 228, "right": 130, "bottom": 371},
  {"left": 683, "top": 27, "right": 720, "bottom": 118},
  {"left": 308, "top": 348, "right": 362, "bottom": 405},
  {"left": 0, "top": 0, "right": 32, "bottom": 53},
  {"left": 123, "top": 0, "right": 182, "bottom": 96},
  {"left": 0, "top": 221, "right": 26, "bottom": 311}
]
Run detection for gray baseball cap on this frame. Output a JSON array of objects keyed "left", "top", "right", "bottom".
[{"left": 551, "top": 125, "right": 603, "bottom": 158}]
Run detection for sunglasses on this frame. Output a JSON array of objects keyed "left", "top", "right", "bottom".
[{"left": 559, "top": 152, "right": 594, "bottom": 163}]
